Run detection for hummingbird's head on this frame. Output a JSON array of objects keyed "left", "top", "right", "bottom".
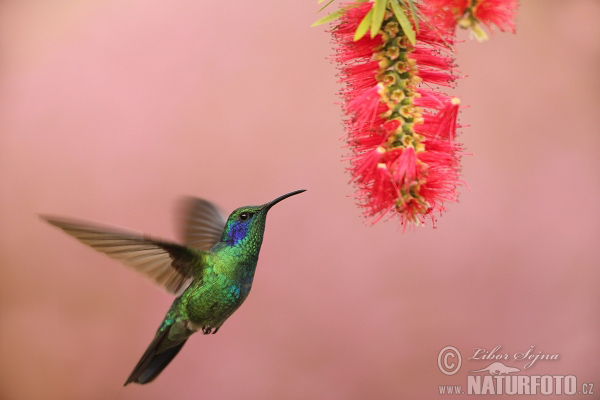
[{"left": 220, "top": 190, "right": 305, "bottom": 251}]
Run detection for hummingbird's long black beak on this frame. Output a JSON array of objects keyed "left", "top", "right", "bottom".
[{"left": 262, "top": 189, "right": 306, "bottom": 211}]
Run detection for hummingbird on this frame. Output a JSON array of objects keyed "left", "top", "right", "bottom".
[{"left": 41, "top": 189, "right": 305, "bottom": 385}]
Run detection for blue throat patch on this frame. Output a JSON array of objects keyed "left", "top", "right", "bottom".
[{"left": 226, "top": 220, "right": 250, "bottom": 246}]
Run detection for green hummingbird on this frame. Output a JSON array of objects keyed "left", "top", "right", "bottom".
[{"left": 41, "top": 189, "right": 305, "bottom": 385}]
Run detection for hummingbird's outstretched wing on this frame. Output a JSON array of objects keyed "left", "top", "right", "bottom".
[
  {"left": 41, "top": 216, "right": 202, "bottom": 295},
  {"left": 179, "top": 197, "right": 226, "bottom": 251}
]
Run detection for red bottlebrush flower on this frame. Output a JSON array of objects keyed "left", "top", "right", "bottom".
[
  {"left": 473, "top": 0, "right": 518, "bottom": 33},
  {"left": 391, "top": 146, "right": 418, "bottom": 189},
  {"left": 423, "top": 0, "right": 518, "bottom": 41},
  {"left": 333, "top": 1, "right": 463, "bottom": 227},
  {"left": 314, "top": 0, "right": 518, "bottom": 228},
  {"left": 365, "top": 163, "right": 399, "bottom": 221},
  {"left": 350, "top": 145, "right": 387, "bottom": 184}
]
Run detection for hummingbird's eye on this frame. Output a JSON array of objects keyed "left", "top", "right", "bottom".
[{"left": 239, "top": 212, "right": 253, "bottom": 221}]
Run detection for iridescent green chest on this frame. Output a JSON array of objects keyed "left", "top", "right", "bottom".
[{"left": 180, "top": 251, "right": 257, "bottom": 330}]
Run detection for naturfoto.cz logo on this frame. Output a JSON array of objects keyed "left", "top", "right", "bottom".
[{"left": 437, "top": 345, "right": 594, "bottom": 396}]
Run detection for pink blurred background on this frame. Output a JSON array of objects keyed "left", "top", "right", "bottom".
[{"left": 1, "top": 1, "right": 599, "bottom": 399}]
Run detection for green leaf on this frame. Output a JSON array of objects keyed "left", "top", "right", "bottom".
[
  {"left": 354, "top": 8, "right": 373, "bottom": 41},
  {"left": 400, "top": 0, "right": 419, "bottom": 31},
  {"left": 317, "top": 0, "right": 335, "bottom": 13},
  {"left": 311, "top": 9, "right": 344, "bottom": 27},
  {"left": 390, "top": 0, "right": 416, "bottom": 45},
  {"left": 370, "top": 0, "right": 387, "bottom": 39}
]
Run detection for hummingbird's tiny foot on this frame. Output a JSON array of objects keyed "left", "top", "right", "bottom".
[
  {"left": 212, "top": 327, "right": 219, "bottom": 334},
  {"left": 202, "top": 326, "right": 211, "bottom": 334}
]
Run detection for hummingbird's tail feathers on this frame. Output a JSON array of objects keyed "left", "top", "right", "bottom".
[
  {"left": 40, "top": 215, "right": 200, "bottom": 295},
  {"left": 124, "top": 328, "right": 188, "bottom": 385}
]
